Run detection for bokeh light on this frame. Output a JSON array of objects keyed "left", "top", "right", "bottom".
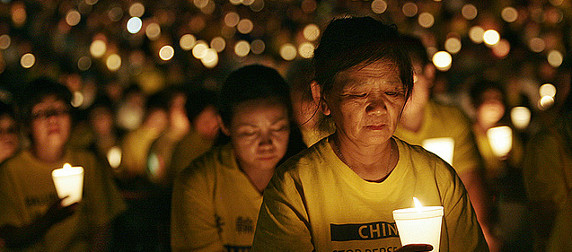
[
  {"left": 237, "top": 19, "right": 254, "bottom": 34},
  {"left": 483, "top": 30, "right": 500, "bottom": 46},
  {"left": 11, "top": 3, "right": 27, "bottom": 27},
  {"left": 146, "top": 23, "right": 161, "bottom": 40},
  {"left": 71, "top": 91, "right": 84, "bottom": 108},
  {"left": 298, "top": 42, "right": 314, "bottom": 59},
  {"left": 510, "top": 107, "right": 531, "bottom": 130},
  {"left": 444, "top": 37, "right": 462, "bottom": 54},
  {"left": 402, "top": 2, "right": 418, "bottom": 17},
  {"left": 432, "top": 51, "right": 452, "bottom": 71},
  {"left": 280, "top": 43, "right": 297, "bottom": 61},
  {"left": 492, "top": 39, "right": 510, "bottom": 58},
  {"left": 234, "top": 40, "right": 250, "bottom": 57},
  {"left": 201, "top": 48, "right": 218, "bottom": 68},
  {"left": 20, "top": 53, "right": 35, "bottom": 68},
  {"left": 159, "top": 45, "right": 174, "bottom": 61},
  {"left": 108, "top": 7, "right": 123, "bottom": 22},
  {"left": 65, "top": 10, "right": 81, "bottom": 27},
  {"left": 529, "top": 37, "right": 546, "bottom": 53},
  {"left": 371, "top": 0, "right": 388, "bottom": 14},
  {"left": 303, "top": 24, "right": 320, "bottom": 41},
  {"left": 469, "top": 26, "right": 484, "bottom": 43},
  {"left": 77, "top": 56, "right": 92, "bottom": 71},
  {"left": 418, "top": 12, "right": 435, "bottom": 28},
  {"left": 547, "top": 50, "right": 563, "bottom": 67},
  {"left": 127, "top": 17, "right": 143, "bottom": 34},
  {"left": 0, "top": 35, "right": 10, "bottom": 50},
  {"left": 107, "top": 146, "right": 122, "bottom": 169},
  {"left": 192, "top": 41, "right": 209, "bottom": 59},
  {"left": 539, "top": 83, "right": 557, "bottom": 98},
  {"left": 538, "top": 95, "right": 555, "bottom": 110},
  {"left": 179, "top": 34, "right": 196, "bottom": 51},
  {"left": 90, "top": 40, "right": 107, "bottom": 58},
  {"left": 210, "top": 37, "right": 226, "bottom": 53},
  {"left": 461, "top": 4, "right": 478, "bottom": 20},
  {"left": 250, "top": 39, "right": 265, "bottom": 54},
  {"left": 249, "top": 0, "right": 265, "bottom": 12},
  {"left": 106, "top": 54, "right": 122, "bottom": 71},
  {"left": 224, "top": 12, "right": 240, "bottom": 27},
  {"left": 501, "top": 7, "right": 518, "bottom": 23},
  {"left": 129, "top": 2, "right": 145, "bottom": 17}
]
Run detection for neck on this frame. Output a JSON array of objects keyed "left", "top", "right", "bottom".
[
  {"left": 239, "top": 163, "right": 275, "bottom": 193},
  {"left": 33, "top": 145, "right": 64, "bottom": 163},
  {"left": 333, "top": 134, "right": 397, "bottom": 182}
]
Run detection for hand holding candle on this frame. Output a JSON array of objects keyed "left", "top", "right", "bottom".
[
  {"left": 393, "top": 197, "right": 444, "bottom": 252},
  {"left": 52, "top": 163, "right": 84, "bottom": 206}
]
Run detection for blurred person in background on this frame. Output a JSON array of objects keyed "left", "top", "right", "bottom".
[
  {"left": 395, "top": 34, "right": 498, "bottom": 251},
  {"left": 171, "top": 65, "right": 306, "bottom": 251},
  {"left": 252, "top": 17, "right": 486, "bottom": 252},
  {"left": 523, "top": 67, "right": 572, "bottom": 252},
  {"left": 0, "top": 77, "right": 125, "bottom": 251},
  {"left": 0, "top": 101, "right": 20, "bottom": 164},
  {"left": 286, "top": 59, "right": 335, "bottom": 147},
  {"left": 469, "top": 79, "right": 527, "bottom": 250}
]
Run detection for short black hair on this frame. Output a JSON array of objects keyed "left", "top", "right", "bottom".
[
  {"left": 469, "top": 79, "right": 506, "bottom": 108},
  {"left": 20, "top": 77, "right": 72, "bottom": 124},
  {"left": 185, "top": 87, "right": 217, "bottom": 123},
  {"left": 218, "top": 64, "right": 292, "bottom": 127},
  {"left": 313, "top": 16, "right": 413, "bottom": 101}
]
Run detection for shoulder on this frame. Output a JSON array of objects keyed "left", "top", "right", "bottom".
[{"left": 178, "top": 144, "right": 232, "bottom": 180}]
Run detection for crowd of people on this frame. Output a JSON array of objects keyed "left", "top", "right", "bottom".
[{"left": 0, "top": 16, "right": 570, "bottom": 252}]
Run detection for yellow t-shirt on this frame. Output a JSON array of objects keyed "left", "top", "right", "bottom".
[
  {"left": 252, "top": 136, "right": 488, "bottom": 252},
  {"left": 0, "top": 149, "right": 126, "bottom": 251},
  {"left": 170, "top": 129, "right": 214, "bottom": 177},
  {"left": 394, "top": 100, "right": 482, "bottom": 176},
  {"left": 171, "top": 144, "right": 263, "bottom": 251}
]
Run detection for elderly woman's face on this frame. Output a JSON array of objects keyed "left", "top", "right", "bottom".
[{"left": 325, "top": 60, "right": 407, "bottom": 146}]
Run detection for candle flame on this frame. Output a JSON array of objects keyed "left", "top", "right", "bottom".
[
  {"left": 63, "top": 163, "right": 72, "bottom": 169},
  {"left": 413, "top": 197, "right": 423, "bottom": 208}
]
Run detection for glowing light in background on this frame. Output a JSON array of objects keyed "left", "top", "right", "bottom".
[
  {"left": 107, "top": 146, "right": 122, "bottom": 169},
  {"left": 210, "top": 37, "right": 226, "bottom": 52},
  {"left": 461, "top": 4, "right": 478, "bottom": 20},
  {"left": 538, "top": 96, "right": 555, "bottom": 110},
  {"left": 301, "top": 0, "right": 317, "bottom": 13},
  {"left": 106, "top": 54, "right": 121, "bottom": 71},
  {"left": 539, "top": 83, "right": 557, "bottom": 98},
  {"left": 65, "top": 10, "right": 81, "bottom": 26},
  {"left": 0, "top": 35, "right": 10, "bottom": 50},
  {"left": 469, "top": 26, "right": 484, "bottom": 43},
  {"left": 529, "top": 37, "right": 546, "bottom": 53},
  {"left": 402, "top": 2, "right": 418, "bottom": 17},
  {"left": 77, "top": 56, "right": 92, "bottom": 71},
  {"left": 237, "top": 19, "right": 254, "bottom": 34},
  {"left": 179, "top": 34, "right": 196, "bottom": 51},
  {"left": 192, "top": 41, "right": 209, "bottom": 59},
  {"left": 71, "top": 91, "right": 84, "bottom": 108},
  {"left": 90, "top": 40, "right": 107, "bottom": 58},
  {"left": 201, "top": 48, "right": 218, "bottom": 68},
  {"left": 483, "top": 30, "right": 500, "bottom": 46},
  {"left": 280, "top": 43, "right": 297, "bottom": 61},
  {"left": 298, "top": 42, "right": 314, "bottom": 58},
  {"left": 159, "top": 45, "right": 174, "bottom": 61},
  {"left": 487, "top": 126, "right": 512, "bottom": 158},
  {"left": 249, "top": 0, "right": 265, "bottom": 12},
  {"left": 501, "top": 7, "right": 518, "bottom": 23},
  {"left": 85, "top": 0, "right": 99, "bottom": 5},
  {"left": 422, "top": 138, "right": 454, "bottom": 165},
  {"left": 127, "top": 17, "right": 143, "bottom": 34},
  {"left": 492, "top": 39, "right": 510, "bottom": 58},
  {"left": 510, "top": 107, "right": 531, "bottom": 130},
  {"left": 194, "top": 0, "right": 209, "bottom": 8},
  {"left": 224, "top": 12, "right": 240, "bottom": 27},
  {"left": 108, "top": 7, "right": 123, "bottom": 22},
  {"left": 129, "top": 2, "right": 145, "bottom": 17},
  {"left": 200, "top": 1, "right": 216, "bottom": 15},
  {"left": 145, "top": 23, "right": 161, "bottom": 40},
  {"left": 371, "top": 0, "right": 388, "bottom": 14},
  {"left": 418, "top": 12, "right": 435, "bottom": 28},
  {"left": 234, "top": 40, "right": 250, "bottom": 57},
  {"left": 250, "top": 39, "right": 265, "bottom": 54},
  {"left": 444, "top": 37, "right": 461, "bottom": 54},
  {"left": 11, "top": 3, "right": 27, "bottom": 27},
  {"left": 432, "top": 51, "right": 452, "bottom": 71},
  {"left": 303, "top": 24, "right": 320, "bottom": 41},
  {"left": 547, "top": 50, "right": 563, "bottom": 67},
  {"left": 20, "top": 53, "right": 35, "bottom": 68}
]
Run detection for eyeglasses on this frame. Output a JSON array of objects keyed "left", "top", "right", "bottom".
[{"left": 31, "top": 108, "right": 70, "bottom": 120}]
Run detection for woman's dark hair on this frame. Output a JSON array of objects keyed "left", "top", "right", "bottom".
[
  {"left": 216, "top": 64, "right": 307, "bottom": 161},
  {"left": 185, "top": 87, "right": 218, "bottom": 123},
  {"left": 19, "top": 77, "right": 72, "bottom": 124},
  {"left": 313, "top": 16, "right": 414, "bottom": 101},
  {"left": 218, "top": 64, "right": 293, "bottom": 127},
  {"left": 0, "top": 100, "right": 17, "bottom": 120}
]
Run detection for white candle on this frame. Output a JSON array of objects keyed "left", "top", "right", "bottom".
[
  {"left": 52, "top": 163, "right": 84, "bottom": 206},
  {"left": 422, "top": 138, "right": 454, "bottom": 165},
  {"left": 393, "top": 197, "right": 444, "bottom": 252},
  {"left": 486, "top": 126, "right": 512, "bottom": 158}
]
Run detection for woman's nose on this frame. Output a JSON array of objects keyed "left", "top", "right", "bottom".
[{"left": 366, "top": 96, "right": 387, "bottom": 115}]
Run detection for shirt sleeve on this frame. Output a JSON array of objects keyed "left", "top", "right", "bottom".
[
  {"left": 251, "top": 169, "right": 314, "bottom": 252},
  {"left": 170, "top": 161, "right": 225, "bottom": 252}
]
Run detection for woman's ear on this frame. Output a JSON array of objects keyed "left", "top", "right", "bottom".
[
  {"left": 310, "top": 81, "right": 331, "bottom": 116},
  {"left": 217, "top": 115, "right": 231, "bottom": 136}
]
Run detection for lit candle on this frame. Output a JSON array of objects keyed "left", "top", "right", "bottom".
[
  {"left": 486, "top": 126, "right": 512, "bottom": 158},
  {"left": 510, "top": 106, "right": 531, "bottom": 130},
  {"left": 393, "top": 197, "right": 444, "bottom": 252},
  {"left": 422, "top": 138, "right": 454, "bottom": 165},
  {"left": 52, "top": 163, "right": 84, "bottom": 206}
]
